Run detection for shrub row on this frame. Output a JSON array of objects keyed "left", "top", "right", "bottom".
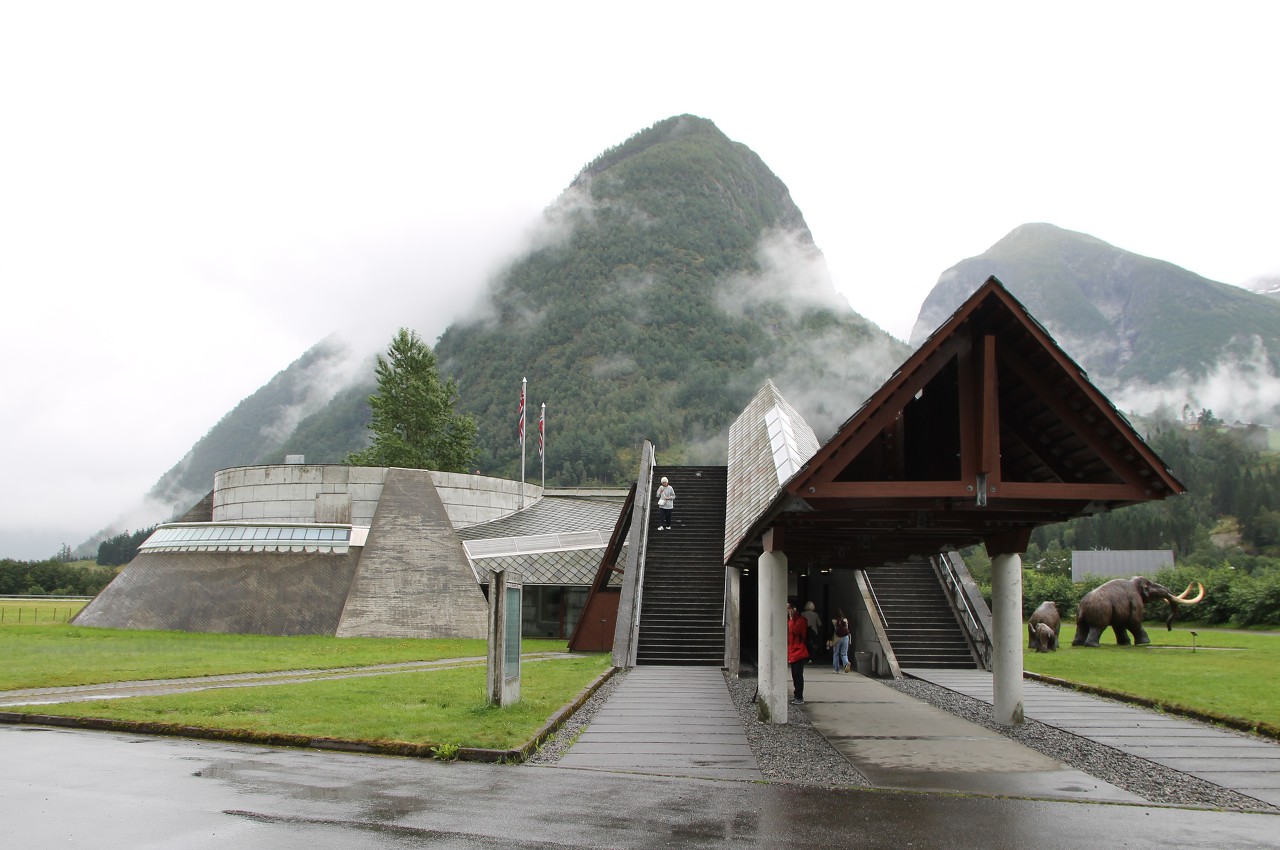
[{"left": 1003, "top": 566, "right": 1280, "bottom": 626}]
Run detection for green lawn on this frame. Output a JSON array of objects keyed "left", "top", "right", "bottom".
[
  {"left": 1023, "top": 623, "right": 1280, "bottom": 734},
  {"left": 0, "top": 624, "right": 570, "bottom": 690},
  {"left": 0, "top": 599, "right": 86, "bottom": 626},
  {"left": 0, "top": 625, "right": 608, "bottom": 752},
  {"left": 15, "top": 654, "right": 611, "bottom": 751}
]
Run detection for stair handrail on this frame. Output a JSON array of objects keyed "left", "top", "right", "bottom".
[
  {"left": 611, "top": 442, "right": 657, "bottom": 668},
  {"left": 866, "top": 577, "right": 889, "bottom": 628},
  {"left": 934, "top": 551, "right": 993, "bottom": 669}
]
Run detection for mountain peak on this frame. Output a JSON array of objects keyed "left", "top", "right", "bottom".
[
  {"left": 910, "top": 224, "right": 1280, "bottom": 425},
  {"left": 575, "top": 114, "right": 727, "bottom": 182}
]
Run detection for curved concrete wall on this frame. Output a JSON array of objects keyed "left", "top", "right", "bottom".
[
  {"left": 212, "top": 464, "right": 541, "bottom": 528},
  {"left": 429, "top": 470, "right": 540, "bottom": 528},
  {"left": 213, "top": 465, "right": 386, "bottom": 525}
]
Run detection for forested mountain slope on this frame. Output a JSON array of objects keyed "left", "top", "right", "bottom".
[
  {"left": 433, "top": 115, "right": 905, "bottom": 482},
  {"left": 912, "top": 224, "right": 1280, "bottom": 397},
  {"left": 140, "top": 115, "right": 904, "bottom": 520},
  {"left": 146, "top": 335, "right": 369, "bottom": 512}
]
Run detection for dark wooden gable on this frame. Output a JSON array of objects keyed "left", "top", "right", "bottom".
[{"left": 764, "top": 277, "right": 1185, "bottom": 563}]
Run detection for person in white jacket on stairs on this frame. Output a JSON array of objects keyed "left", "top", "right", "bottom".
[{"left": 655, "top": 476, "right": 675, "bottom": 530}]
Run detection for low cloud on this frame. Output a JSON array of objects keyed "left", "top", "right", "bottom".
[
  {"left": 718, "top": 227, "right": 908, "bottom": 440},
  {"left": 717, "top": 228, "right": 848, "bottom": 320},
  {"left": 1107, "top": 336, "right": 1280, "bottom": 426}
]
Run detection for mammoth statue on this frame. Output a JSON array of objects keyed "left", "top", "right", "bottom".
[
  {"left": 1029, "top": 622, "right": 1057, "bottom": 653},
  {"left": 1073, "top": 576, "right": 1205, "bottom": 647},
  {"left": 1028, "top": 601, "right": 1059, "bottom": 652}
]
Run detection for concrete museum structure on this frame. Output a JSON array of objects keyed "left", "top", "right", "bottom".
[{"left": 75, "top": 465, "right": 626, "bottom": 639}]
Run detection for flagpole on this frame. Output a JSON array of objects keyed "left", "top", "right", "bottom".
[
  {"left": 540, "top": 402, "right": 546, "bottom": 492},
  {"left": 520, "top": 377, "right": 527, "bottom": 510}
]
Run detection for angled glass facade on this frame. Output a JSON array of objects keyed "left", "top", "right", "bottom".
[{"left": 139, "top": 523, "right": 353, "bottom": 554}]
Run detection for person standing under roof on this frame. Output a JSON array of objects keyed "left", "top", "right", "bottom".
[
  {"left": 801, "top": 601, "right": 822, "bottom": 663},
  {"left": 787, "top": 601, "right": 809, "bottom": 704}
]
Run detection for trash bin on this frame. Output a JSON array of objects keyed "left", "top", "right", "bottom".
[{"left": 854, "top": 651, "right": 873, "bottom": 675}]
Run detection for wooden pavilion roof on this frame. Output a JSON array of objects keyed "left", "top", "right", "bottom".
[{"left": 726, "top": 276, "right": 1186, "bottom": 567}]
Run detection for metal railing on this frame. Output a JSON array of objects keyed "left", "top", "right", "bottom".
[
  {"left": 866, "top": 578, "right": 889, "bottom": 628},
  {"left": 934, "top": 551, "right": 994, "bottom": 669}
]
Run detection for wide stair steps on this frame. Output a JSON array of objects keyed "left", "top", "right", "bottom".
[
  {"left": 867, "top": 560, "right": 978, "bottom": 669},
  {"left": 635, "top": 465, "right": 727, "bottom": 666}
]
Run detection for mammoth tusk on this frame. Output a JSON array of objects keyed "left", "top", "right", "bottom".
[{"left": 1172, "top": 582, "right": 1205, "bottom": 604}]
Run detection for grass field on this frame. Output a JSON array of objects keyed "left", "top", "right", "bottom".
[
  {"left": 0, "top": 598, "right": 87, "bottom": 625},
  {"left": 1023, "top": 622, "right": 1280, "bottom": 733},
  {"left": 0, "top": 624, "right": 608, "bottom": 751},
  {"left": 0, "top": 624, "right": 572, "bottom": 690},
  {"left": 15, "top": 653, "right": 611, "bottom": 750}
]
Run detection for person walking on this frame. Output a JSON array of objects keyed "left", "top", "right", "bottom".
[
  {"left": 787, "top": 601, "right": 809, "bottom": 704},
  {"left": 832, "top": 608, "right": 851, "bottom": 673},
  {"left": 655, "top": 476, "right": 675, "bottom": 530},
  {"left": 801, "top": 601, "right": 822, "bottom": 663}
]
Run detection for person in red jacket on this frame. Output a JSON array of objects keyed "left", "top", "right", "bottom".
[{"left": 786, "top": 601, "right": 810, "bottom": 704}]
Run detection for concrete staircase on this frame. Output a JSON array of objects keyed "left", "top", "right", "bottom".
[
  {"left": 866, "top": 560, "right": 978, "bottom": 669},
  {"left": 635, "top": 466, "right": 727, "bottom": 666}
]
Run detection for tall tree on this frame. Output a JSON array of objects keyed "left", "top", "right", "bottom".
[{"left": 347, "top": 328, "right": 477, "bottom": 472}]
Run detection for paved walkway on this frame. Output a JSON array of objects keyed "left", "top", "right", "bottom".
[
  {"left": 553, "top": 665, "right": 1280, "bottom": 809},
  {"left": 555, "top": 666, "right": 762, "bottom": 781},
  {"left": 796, "top": 668, "right": 1141, "bottom": 802},
  {"left": 911, "top": 668, "right": 1280, "bottom": 808}
]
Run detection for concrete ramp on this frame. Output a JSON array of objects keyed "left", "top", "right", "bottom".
[
  {"left": 73, "top": 549, "right": 361, "bottom": 635},
  {"left": 801, "top": 671, "right": 1141, "bottom": 802},
  {"left": 336, "top": 468, "right": 488, "bottom": 638},
  {"left": 556, "top": 667, "right": 761, "bottom": 780}
]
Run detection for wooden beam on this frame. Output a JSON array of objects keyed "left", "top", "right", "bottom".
[
  {"left": 798, "top": 333, "right": 969, "bottom": 488},
  {"left": 803, "top": 480, "right": 973, "bottom": 499},
  {"left": 1001, "top": 352, "right": 1142, "bottom": 483},
  {"left": 995, "top": 481, "right": 1150, "bottom": 500},
  {"left": 981, "top": 334, "right": 1000, "bottom": 478}
]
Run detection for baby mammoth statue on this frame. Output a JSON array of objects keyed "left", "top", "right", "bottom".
[
  {"left": 1073, "top": 576, "right": 1204, "bottom": 647},
  {"left": 1027, "top": 601, "right": 1060, "bottom": 652}
]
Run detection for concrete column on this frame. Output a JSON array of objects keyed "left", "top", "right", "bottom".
[
  {"left": 757, "top": 549, "right": 788, "bottom": 723},
  {"left": 724, "top": 566, "right": 741, "bottom": 677},
  {"left": 991, "top": 552, "right": 1024, "bottom": 724}
]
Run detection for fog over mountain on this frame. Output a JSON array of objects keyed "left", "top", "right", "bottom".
[
  {"left": 80, "top": 147, "right": 1280, "bottom": 556},
  {"left": 1248, "top": 277, "right": 1280, "bottom": 301}
]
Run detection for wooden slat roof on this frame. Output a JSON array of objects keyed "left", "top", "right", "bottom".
[{"left": 726, "top": 276, "right": 1186, "bottom": 567}]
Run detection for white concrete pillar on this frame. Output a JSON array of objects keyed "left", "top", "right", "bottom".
[
  {"left": 757, "top": 549, "right": 788, "bottom": 723},
  {"left": 724, "top": 566, "right": 741, "bottom": 677},
  {"left": 991, "top": 552, "right": 1025, "bottom": 724}
]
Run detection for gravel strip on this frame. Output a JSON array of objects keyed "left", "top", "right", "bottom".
[
  {"left": 528, "top": 668, "right": 1278, "bottom": 812},
  {"left": 524, "top": 670, "right": 624, "bottom": 765},
  {"left": 723, "top": 673, "right": 870, "bottom": 787}
]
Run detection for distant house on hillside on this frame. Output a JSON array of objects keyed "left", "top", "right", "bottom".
[{"left": 1071, "top": 549, "right": 1174, "bottom": 582}]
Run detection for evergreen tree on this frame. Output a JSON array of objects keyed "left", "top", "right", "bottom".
[
  {"left": 96, "top": 527, "right": 156, "bottom": 566},
  {"left": 347, "top": 328, "right": 477, "bottom": 472}
]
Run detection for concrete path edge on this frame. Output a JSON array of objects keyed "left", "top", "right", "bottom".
[{"left": 1024, "top": 671, "right": 1280, "bottom": 740}]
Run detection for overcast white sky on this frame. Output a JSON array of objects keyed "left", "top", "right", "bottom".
[{"left": 2, "top": 2, "right": 1277, "bottom": 559}]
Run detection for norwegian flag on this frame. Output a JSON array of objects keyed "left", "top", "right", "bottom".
[
  {"left": 538, "top": 406, "right": 545, "bottom": 461},
  {"left": 516, "top": 382, "right": 525, "bottom": 446}
]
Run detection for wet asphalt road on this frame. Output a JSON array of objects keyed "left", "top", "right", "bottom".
[{"left": 4, "top": 724, "right": 1278, "bottom": 849}]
